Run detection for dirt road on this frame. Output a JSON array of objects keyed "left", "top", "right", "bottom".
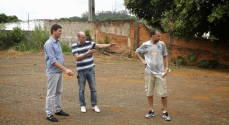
[{"left": 0, "top": 51, "right": 229, "bottom": 125}]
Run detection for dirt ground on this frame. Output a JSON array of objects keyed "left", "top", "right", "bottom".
[{"left": 0, "top": 50, "right": 229, "bottom": 125}]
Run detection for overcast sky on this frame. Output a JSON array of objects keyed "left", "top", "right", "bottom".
[{"left": 0, "top": 0, "right": 126, "bottom": 21}]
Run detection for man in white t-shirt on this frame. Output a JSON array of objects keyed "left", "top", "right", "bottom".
[{"left": 135, "top": 29, "right": 171, "bottom": 121}]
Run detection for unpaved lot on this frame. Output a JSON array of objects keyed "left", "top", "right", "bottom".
[{"left": 0, "top": 51, "right": 229, "bottom": 125}]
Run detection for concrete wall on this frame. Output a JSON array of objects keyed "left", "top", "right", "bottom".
[
  {"left": 5, "top": 20, "right": 44, "bottom": 31},
  {"left": 43, "top": 20, "right": 94, "bottom": 46},
  {"left": 4, "top": 19, "right": 229, "bottom": 66}
]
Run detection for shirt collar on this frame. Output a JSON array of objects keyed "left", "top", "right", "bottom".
[{"left": 50, "top": 37, "right": 59, "bottom": 43}]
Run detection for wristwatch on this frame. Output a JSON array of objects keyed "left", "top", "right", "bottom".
[{"left": 165, "top": 68, "right": 170, "bottom": 71}]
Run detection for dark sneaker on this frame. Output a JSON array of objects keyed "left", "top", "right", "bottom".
[
  {"left": 47, "top": 115, "right": 58, "bottom": 122},
  {"left": 162, "top": 112, "right": 171, "bottom": 121},
  {"left": 55, "top": 110, "right": 69, "bottom": 116},
  {"left": 145, "top": 110, "right": 155, "bottom": 118}
]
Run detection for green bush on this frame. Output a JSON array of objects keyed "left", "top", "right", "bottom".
[
  {"left": 219, "top": 64, "right": 228, "bottom": 69},
  {"left": 11, "top": 27, "right": 26, "bottom": 44},
  {"left": 104, "top": 36, "right": 110, "bottom": 44},
  {"left": 60, "top": 42, "right": 71, "bottom": 54},
  {"left": 0, "top": 23, "right": 6, "bottom": 30},
  {"left": 85, "top": 29, "right": 92, "bottom": 41},
  {"left": 0, "top": 31, "right": 14, "bottom": 50},
  {"left": 1, "top": 24, "right": 49, "bottom": 52},
  {"left": 171, "top": 57, "right": 175, "bottom": 64},
  {"left": 197, "top": 60, "right": 209, "bottom": 68},
  {"left": 0, "top": 31, "right": 7, "bottom": 49},
  {"left": 208, "top": 60, "right": 218, "bottom": 68},
  {"left": 0, "top": 23, "right": 14, "bottom": 50},
  {"left": 176, "top": 56, "right": 185, "bottom": 65},
  {"left": 29, "top": 24, "right": 49, "bottom": 51},
  {"left": 187, "top": 53, "right": 196, "bottom": 62},
  {"left": 197, "top": 60, "right": 218, "bottom": 68}
]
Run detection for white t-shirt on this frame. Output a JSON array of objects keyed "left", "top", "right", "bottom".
[{"left": 136, "top": 40, "right": 167, "bottom": 74}]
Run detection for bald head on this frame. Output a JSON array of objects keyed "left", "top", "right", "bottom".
[
  {"left": 77, "top": 31, "right": 86, "bottom": 43},
  {"left": 77, "top": 31, "right": 85, "bottom": 37}
]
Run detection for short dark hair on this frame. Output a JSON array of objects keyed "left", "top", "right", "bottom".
[
  {"left": 51, "top": 24, "right": 62, "bottom": 34},
  {"left": 150, "top": 29, "right": 160, "bottom": 37}
]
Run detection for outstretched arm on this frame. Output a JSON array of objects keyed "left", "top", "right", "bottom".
[{"left": 95, "top": 42, "right": 116, "bottom": 49}]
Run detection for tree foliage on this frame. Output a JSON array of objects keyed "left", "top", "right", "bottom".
[
  {"left": 58, "top": 10, "right": 137, "bottom": 21},
  {"left": 0, "top": 13, "right": 20, "bottom": 23},
  {"left": 29, "top": 25, "right": 49, "bottom": 51},
  {"left": 124, "top": 0, "right": 229, "bottom": 43},
  {"left": 85, "top": 29, "right": 92, "bottom": 41},
  {"left": 11, "top": 27, "right": 26, "bottom": 43},
  {"left": 95, "top": 10, "right": 134, "bottom": 20}
]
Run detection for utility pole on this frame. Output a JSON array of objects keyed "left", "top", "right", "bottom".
[
  {"left": 115, "top": 1, "right": 116, "bottom": 12},
  {"left": 88, "top": 0, "right": 95, "bottom": 21},
  {"left": 28, "top": 13, "right": 30, "bottom": 31}
]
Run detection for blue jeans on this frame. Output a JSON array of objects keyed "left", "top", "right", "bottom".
[{"left": 77, "top": 68, "right": 97, "bottom": 107}]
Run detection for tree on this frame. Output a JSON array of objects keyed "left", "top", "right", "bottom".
[
  {"left": 124, "top": 0, "right": 175, "bottom": 31},
  {"left": 62, "top": 10, "right": 137, "bottom": 22},
  {"left": 59, "top": 17, "right": 70, "bottom": 21},
  {"left": 11, "top": 27, "right": 26, "bottom": 43},
  {"left": 0, "top": 13, "right": 20, "bottom": 23},
  {"left": 95, "top": 10, "right": 132, "bottom": 20},
  {"left": 85, "top": 29, "right": 92, "bottom": 41},
  {"left": 124, "top": 0, "right": 229, "bottom": 43}
]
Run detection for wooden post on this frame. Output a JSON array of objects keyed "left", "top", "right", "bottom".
[
  {"left": 168, "top": 33, "right": 173, "bottom": 63},
  {"left": 134, "top": 22, "right": 139, "bottom": 51}
]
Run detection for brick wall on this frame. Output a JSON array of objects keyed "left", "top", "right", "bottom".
[
  {"left": 94, "top": 20, "right": 133, "bottom": 54},
  {"left": 159, "top": 33, "right": 229, "bottom": 66},
  {"left": 135, "top": 26, "right": 229, "bottom": 66}
]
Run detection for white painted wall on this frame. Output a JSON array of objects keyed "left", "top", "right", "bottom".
[{"left": 5, "top": 20, "right": 45, "bottom": 31}]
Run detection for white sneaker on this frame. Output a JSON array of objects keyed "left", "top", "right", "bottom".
[
  {"left": 81, "top": 106, "right": 86, "bottom": 113},
  {"left": 92, "top": 105, "right": 100, "bottom": 113}
]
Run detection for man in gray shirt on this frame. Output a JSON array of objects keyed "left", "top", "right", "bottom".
[
  {"left": 44, "top": 24, "right": 74, "bottom": 122},
  {"left": 135, "top": 29, "right": 171, "bottom": 121}
]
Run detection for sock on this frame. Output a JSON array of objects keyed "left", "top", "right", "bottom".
[
  {"left": 151, "top": 110, "right": 154, "bottom": 112},
  {"left": 163, "top": 111, "right": 167, "bottom": 113}
]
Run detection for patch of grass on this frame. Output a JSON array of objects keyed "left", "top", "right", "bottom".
[
  {"left": 11, "top": 41, "right": 38, "bottom": 53},
  {"left": 170, "top": 65, "right": 179, "bottom": 70}
]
